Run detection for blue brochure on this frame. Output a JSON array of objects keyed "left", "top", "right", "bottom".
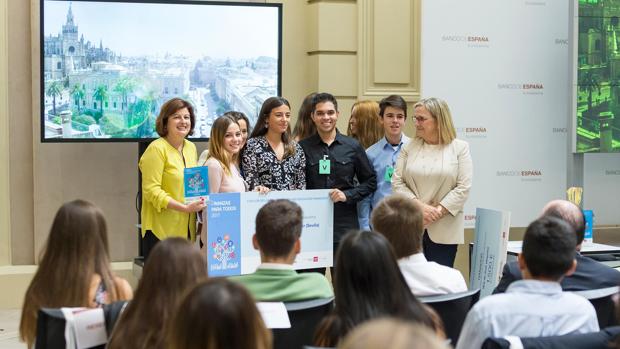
[{"left": 184, "top": 166, "right": 209, "bottom": 203}]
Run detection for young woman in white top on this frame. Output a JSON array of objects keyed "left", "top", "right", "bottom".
[{"left": 199, "top": 116, "right": 268, "bottom": 248}]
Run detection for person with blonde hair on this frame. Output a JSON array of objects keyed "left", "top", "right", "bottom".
[
  {"left": 392, "top": 97, "right": 472, "bottom": 267},
  {"left": 339, "top": 318, "right": 449, "bottom": 349},
  {"left": 139, "top": 97, "right": 205, "bottom": 259},
  {"left": 107, "top": 238, "right": 206, "bottom": 349},
  {"left": 20, "top": 200, "right": 133, "bottom": 348},
  {"left": 167, "top": 278, "right": 272, "bottom": 349},
  {"left": 347, "top": 100, "right": 383, "bottom": 149}
]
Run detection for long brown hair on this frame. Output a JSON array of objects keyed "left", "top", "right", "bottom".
[
  {"left": 167, "top": 278, "right": 272, "bottom": 349},
  {"left": 250, "top": 96, "right": 296, "bottom": 158},
  {"left": 107, "top": 238, "right": 206, "bottom": 349},
  {"left": 208, "top": 115, "right": 240, "bottom": 176},
  {"left": 292, "top": 92, "right": 317, "bottom": 141},
  {"left": 20, "top": 200, "right": 119, "bottom": 347},
  {"left": 348, "top": 100, "right": 383, "bottom": 149}
]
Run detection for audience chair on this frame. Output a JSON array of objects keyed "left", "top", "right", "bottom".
[
  {"left": 418, "top": 288, "right": 480, "bottom": 345},
  {"left": 482, "top": 326, "right": 620, "bottom": 349},
  {"left": 272, "top": 297, "right": 334, "bottom": 349},
  {"left": 35, "top": 301, "right": 128, "bottom": 349},
  {"left": 572, "top": 286, "right": 619, "bottom": 328}
]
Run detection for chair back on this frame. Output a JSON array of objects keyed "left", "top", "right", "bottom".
[
  {"left": 35, "top": 301, "right": 128, "bottom": 349},
  {"left": 483, "top": 326, "right": 620, "bottom": 349},
  {"left": 272, "top": 297, "right": 334, "bottom": 349},
  {"left": 572, "top": 286, "right": 619, "bottom": 328},
  {"left": 419, "top": 288, "right": 480, "bottom": 345}
]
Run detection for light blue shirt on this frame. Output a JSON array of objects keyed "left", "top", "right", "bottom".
[
  {"left": 357, "top": 134, "right": 410, "bottom": 230},
  {"left": 456, "top": 280, "right": 599, "bottom": 349}
]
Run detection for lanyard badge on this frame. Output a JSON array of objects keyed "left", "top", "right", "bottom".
[
  {"left": 319, "top": 155, "right": 331, "bottom": 174},
  {"left": 384, "top": 166, "right": 394, "bottom": 182}
]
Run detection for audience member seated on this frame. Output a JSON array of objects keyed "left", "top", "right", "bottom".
[
  {"left": 338, "top": 318, "right": 448, "bottom": 349},
  {"left": 456, "top": 216, "right": 599, "bottom": 349},
  {"left": 371, "top": 194, "right": 467, "bottom": 296},
  {"left": 107, "top": 238, "right": 206, "bottom": 349},
  {"left": 19, "top": 200, "right": 133, "bottom": 348},
  {"left": 314, "top": 230, "right": 441, "bottom": 347},
  {"left": 230, "top": 199, "right": 333, "bottom": 301},
  {"left": 494, "top": 199, "right": 620, "bottom": 294},
  {"left": 166, "top": 278, "right": 272, "bottom": 349}
]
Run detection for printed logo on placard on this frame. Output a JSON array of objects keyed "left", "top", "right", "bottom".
[
  {"left": 605, "top": 170, "right": 620, "bottom": 176},
  {"left": 441, "top": 34, "right": 490, "bottom": 48},
  {"left": 457, "top": 126, "right": 488, "bottom": 139},
  {"left": 211, "top": 234, "right": 238, "bottom": 270},
  {"left": 497, "top": 82, "right": 544, "bottom": 95},
  {"left": 313, "top": 256, "right": 319, "bottom": 262},
  {"left": 496, "top": 169, "right": 544, "bottom": 182}
]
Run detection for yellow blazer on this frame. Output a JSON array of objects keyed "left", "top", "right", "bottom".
[
  {"left": 392, "top": 137, "right": 472, "bottom": 244},
  {"left": 139, "top": 137, "right": 198, "bottom": 241}
]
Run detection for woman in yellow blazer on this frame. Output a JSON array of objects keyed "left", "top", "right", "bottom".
[
  {"left": 139, "top": 98, "right": 205, "bottom": 260},
  {"left": 392, "top": 97, "right": 472, "bottom": 267}
]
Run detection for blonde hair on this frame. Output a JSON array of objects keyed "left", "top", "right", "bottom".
[
  {"left": 339, "top": 318, "right": 447, "bottom": 349},
  {"left": 414, "top": 97, "right": 457, "bottom": 145},
  {"left": 20, "top": 200, "right": 122, "bottom": 347},
  {"left": 348, "top": 100, "right": 383, "bottom": 149},
  {"left": 208, "top": 115, "right": 239, "bottom": 176}
]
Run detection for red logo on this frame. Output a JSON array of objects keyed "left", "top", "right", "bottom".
[{"left": 313, "top": 256, "right": 318, "bottom": 262}]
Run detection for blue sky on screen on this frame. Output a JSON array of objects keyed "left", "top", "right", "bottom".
[{"left": 44, "top": 1, "right": 279, "bottom": 59}]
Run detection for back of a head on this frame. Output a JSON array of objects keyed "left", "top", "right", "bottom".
[
  {"left": 255, "top": 199, "right": 303, "bottom": 258},
  {"left": 333, "top": 231, "right": 433, "bottom": 330},
  {"left": 371, "top": 195, "right": 423, "bottom": 259},
  {"left": 107, "top": 238, "right": 206, "bottom": 349},
  {"left": 20, "top": 199, "right": 111, "bottom": 347},
  {"left": 339, "top": 318, "right": 447, "bottom": 349},
  {"left": 167, "top": 278, "right": 271, "bottom": 349},
  {"left": 541, "top": 199, "right": 586, "bottom": 246},
  {"left": 522, "top": 216, "right": 577, "bottom": 280}
]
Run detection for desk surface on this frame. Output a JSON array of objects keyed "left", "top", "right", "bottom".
[{"left": 506, "top": 241, "right": 620, "bottom": 255}]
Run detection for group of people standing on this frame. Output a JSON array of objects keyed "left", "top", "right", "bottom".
[{"left": 139, "top": 91, "right": 472, "bottom": 268}]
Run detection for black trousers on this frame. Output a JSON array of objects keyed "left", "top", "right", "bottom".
[
  {"left": 423, "top": 230, "right": 458, "bottom": 268},
  {"left": 142, "top": 230, "right": 160, "bottom": 262}
]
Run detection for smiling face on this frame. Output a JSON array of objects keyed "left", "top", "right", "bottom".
[
  {"left": 166, "top": 107, "right": 191, "bottom": 140},
  {"left": 312, "top": 101, "right": 339, "bottom": 135},
  {"left": 349, "top": 112, "right": 358, "bottom": 136},
  {"left": 223, "top": 122, "right": 242, "bottom": 155},
  {"left": 382, "top": 106, "right": 406, "bottom": 140},
  {"left": 237, "top": 119, "right": 248, "bottom": 148},
  {"left": 267, "top": 104, "right": 291, "bottom": 135},
  {"left": 414, "top": 105, "right": 438, "bottom": 144}
]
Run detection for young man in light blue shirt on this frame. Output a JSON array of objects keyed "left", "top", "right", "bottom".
[
  {"left": 358, "top": 95, "right": 410, "bottom": 230},
  {"left": 456, "top": 216, "right": 599, "bottom": 349}
]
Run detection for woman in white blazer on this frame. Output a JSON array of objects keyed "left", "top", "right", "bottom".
[{"left": 392, "top": 97, "right": 472, "bottom": 267}]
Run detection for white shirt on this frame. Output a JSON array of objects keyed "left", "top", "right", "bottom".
[
  {"left": 456, "top": 280, "right": 599, "bottom": 349},
  {"left": 398, "top": 253, "right": 467, "bottom": 296}
]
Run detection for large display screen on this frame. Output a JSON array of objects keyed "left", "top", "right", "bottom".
[
  {"left": 40, "top": 0, "right": 281, "bottom": 142},
  {"left": 576, "top": 0, "right": 620, "bottom": 152}
]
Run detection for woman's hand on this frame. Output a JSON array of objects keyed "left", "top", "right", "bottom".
[
  {"left": 254, "top": 185, "right": 270, "bottom": 195},
  {"left": 422, "top": 203, "right": 442, "bottom": 226},
  {"left": 184, "top": 199, "right": 206, "bottom": 213}
]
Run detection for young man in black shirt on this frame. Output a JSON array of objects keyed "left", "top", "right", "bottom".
[{"left": 299, "top": 93, "right": 376, "bottom": 272}]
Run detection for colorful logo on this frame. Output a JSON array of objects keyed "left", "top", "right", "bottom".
[{"left": 211, "top": 234, "right": 236, "bottom": 269}]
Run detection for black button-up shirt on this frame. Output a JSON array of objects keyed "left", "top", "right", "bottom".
[{"left": 299, "top": 131, "right": 377, "bottom": 242}]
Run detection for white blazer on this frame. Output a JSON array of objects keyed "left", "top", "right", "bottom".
[{"left": 392, "top": 137, "right": 472, "bottom": 244}]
